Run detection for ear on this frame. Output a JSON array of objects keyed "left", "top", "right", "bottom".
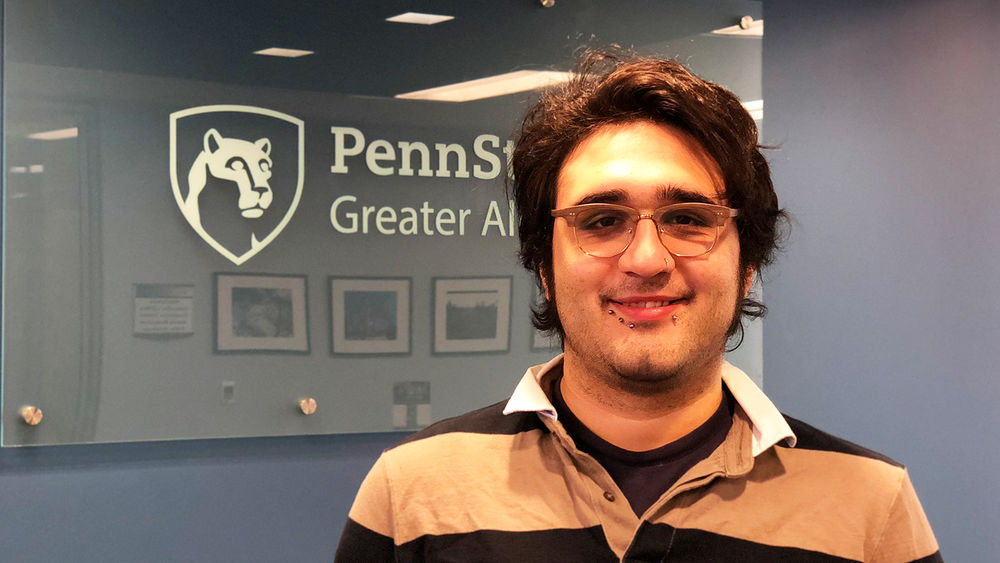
[
  {"left": 255, "top": 138, "right": 271, "bottom": 156},
  {"left": 742, "top": 266, "right": 756, "bottom": 299},
  {"left": 539, "top": 266, "right": 552, "bottom": 301},
  {"left": 204, "top": 128, "right": 222, "bottom": 154}
]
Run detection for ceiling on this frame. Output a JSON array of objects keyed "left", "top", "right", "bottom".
[{"left": 5, "top": 0, "right": 763, "bottom": 100}]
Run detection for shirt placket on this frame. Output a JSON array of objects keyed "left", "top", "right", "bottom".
[{"left": 620, "top": 410, "right": 756, "bottom": 561}]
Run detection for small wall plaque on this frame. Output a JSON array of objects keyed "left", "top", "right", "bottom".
[{"left": 133, "top": 283, "right": 194, "bottom": 335}]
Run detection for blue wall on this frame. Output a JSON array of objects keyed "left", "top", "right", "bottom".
[
  {"left": 0, "top": 433, "right": 401, "bottom": 561},
  {"left": 762, "top": 1, "right": 999, "bottom": 561},
  {"left": 3, "top": 1, "right": 997, "bottom": 561}
]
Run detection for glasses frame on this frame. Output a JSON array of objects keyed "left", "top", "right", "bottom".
[{"left": 551, "top": 202, "right": 740, "bottom": 258}]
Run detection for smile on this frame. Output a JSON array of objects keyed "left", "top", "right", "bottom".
[
  {"left": 626, "top": 300, "right": 675, "bottom": 308},
  {"left": 610, "top": 297, "right": 686, "bottom": 307},
  {"left": 608, "top": 296, "right": 688, "bottom": 323}
]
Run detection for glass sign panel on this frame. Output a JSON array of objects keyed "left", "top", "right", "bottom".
[{"left": 2, "top": 0, "right": 763, "bottom": 445}]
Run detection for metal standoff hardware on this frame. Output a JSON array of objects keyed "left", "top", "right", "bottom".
[
  {"left": 298, "top": 397, "right": 317, "bottom": 415},
  {"left": 19, "top": 405, "right": 43, "bottom": 426}
]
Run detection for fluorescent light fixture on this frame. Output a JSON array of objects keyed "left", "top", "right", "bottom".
[
  {"left": 9, "top": 166, "right": 27, "bottom": 174},
  {"left": 253, "top": 47, "right": 314, "bottom": 58},
  {"left": 27, "top": 127, "right": 78, "bottom": 140},
  {"left": 29, "top": 164, "right": 44, "bottom": 174},
  {"left": 396, "top": 70, "right": 573, "bottom": 102},
  {"left": 712, "top": 19, "right": 763, "bottom": 37},
  {"left": 386, "top": 12, "right": 454, "bottom": 25},
  {"left": 743, "top": 99, "right": 763, "bottom": 121}
]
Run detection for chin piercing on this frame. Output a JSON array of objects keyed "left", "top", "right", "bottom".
[
  {"left": 608, "top": 309, "right": 615, "bottom": 315},
  {"left": 628, "top": 323, "right": 635, "bottom": 329},
  {"left": 672, "top": 314, "right": 679, "bottom": 325}
]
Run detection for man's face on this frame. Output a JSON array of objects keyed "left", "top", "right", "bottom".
[{"left": 549, "top": 121, "right": 749, "bottom": 390}]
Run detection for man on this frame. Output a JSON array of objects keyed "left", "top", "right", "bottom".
[{"left": 335, "top": 53, "right": 941, "bottom": 562}]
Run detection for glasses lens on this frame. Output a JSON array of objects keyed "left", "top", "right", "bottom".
[
  {"left": 655, "top": 206, "right": 719, "bottom": 256},
  {"left": 572, "top": 206, "right": 633, "bottom": 257}
]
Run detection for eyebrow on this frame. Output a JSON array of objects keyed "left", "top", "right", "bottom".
[
  {"left": 576, "top": 189, "right": 628, "bottom": 205},
  {"left": 659, "top": 185, "right": 720, "bottom": 205},
  {"left": 573, "top": 185, "right": 721, "bottom": 206}
]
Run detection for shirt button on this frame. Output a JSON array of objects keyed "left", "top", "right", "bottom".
[{"left": 603, "top": 491, "right": 616, "bottom": 502}]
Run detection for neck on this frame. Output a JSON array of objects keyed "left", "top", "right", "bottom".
[{"left": 558, "top": 354, "right": 724, "bottom": 451}]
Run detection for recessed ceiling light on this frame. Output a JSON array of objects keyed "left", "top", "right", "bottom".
[
  {"left": 396, "top": 70, "right": 572, "bottom": 102},
  {"left": 27, "top": 127, "right": 78, "bottom": 140},
  {"left": 386, "top": 12, "right": 454, "bottom": 25},
  {"left": 253, "top": 47, "right": 314, "bottom": 58},
  {"left": 743, "top": 99, "right": 763, "bottom": 121},
  {"left": 712, "top": 18, "right": 763, "bottom": 37}
]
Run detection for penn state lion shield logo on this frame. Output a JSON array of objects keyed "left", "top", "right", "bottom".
[{"left": 170, "top": 105, "right": 304, "bottom": 265}]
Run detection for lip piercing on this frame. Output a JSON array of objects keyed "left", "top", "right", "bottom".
[
  {"left": 609, "top": 305, "right": 670, "bottom": 329},
  {"left": 610, "top": 307, "right": 637, "bottom": 329},
  {"left": 617, "top": 317, "right": 635, "bottom": 329},
  {"left": 672, "top": 314, "right": 679, "bottom": 325}
]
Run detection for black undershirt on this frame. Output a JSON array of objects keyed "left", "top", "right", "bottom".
[{"left": 551, "top": 378, "right": 734, "bottom": 517}]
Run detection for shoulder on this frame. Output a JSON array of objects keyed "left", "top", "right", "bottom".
[
  {"left": 351, "top": 403, "right": 563, "bottom": 546},
  {"left": 744, "top": 414, "right": 918, "bottom": 527},
  {"left": 766, "top": 414, "right": 907, "bottom": 496},
  {"left": 745, "top": 416, "right": 940, "bottom": 560},
  {"left": 779, "top": 414, "right": 903, "bottom": 468},
  {"left": 373, "top": 401, "right": 550, "bottom": 476}
]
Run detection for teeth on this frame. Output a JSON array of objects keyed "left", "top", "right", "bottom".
[{"left": 610, "top": 298, "right": 683, "bottom": 309}]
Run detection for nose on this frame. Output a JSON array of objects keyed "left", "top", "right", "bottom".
[
  {"left": 617, "top": 216, "right": 675, "bottom": 277},
  {"left": 252, "top": 185, "right": 270, "bottom": 195}
]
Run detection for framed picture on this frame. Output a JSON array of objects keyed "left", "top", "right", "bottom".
[
  {"left": 433, "top": 277, "right": 511, "bottom": 354},
  {"left": 329, "top": 277, "right": 411, "bottom": 355},
  {"left": 214, "top": 273, "right": 309, "bottom": 353}
]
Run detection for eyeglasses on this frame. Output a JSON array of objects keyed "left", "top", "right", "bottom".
[{"left": 551, "top": 202, "right": 739, "bottom": 258}]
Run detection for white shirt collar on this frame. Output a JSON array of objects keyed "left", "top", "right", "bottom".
[{"left": 502, "top": 354, "right": 796, "bottom": 457}]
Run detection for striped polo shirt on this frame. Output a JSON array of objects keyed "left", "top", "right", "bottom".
[{"left": 336, "top": 357, "right": 941, "bottom": 562}]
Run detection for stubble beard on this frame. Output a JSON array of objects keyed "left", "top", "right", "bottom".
[
  {"left": 559, "top": 288, "right": 740, "bottom": 405},
  {"left": 563, "top": 317, "right": 727, "bottom": 402}
]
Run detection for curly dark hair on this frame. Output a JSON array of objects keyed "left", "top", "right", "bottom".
[{"left": 510, "top": 51, "right": 785, "bottom": 349}]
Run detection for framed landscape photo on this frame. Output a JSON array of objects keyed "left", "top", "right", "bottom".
[
  {"left": 330, "top": 277, "right": 411, "bottom": 355},
  {"left": 214, "top": 273, "right": 309, "bottom": 353},
  {"left": 433, "top": 277, "right": 511, "bottom": 354}
]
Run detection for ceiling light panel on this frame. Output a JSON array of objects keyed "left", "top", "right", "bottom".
[
  {"left": 742, "top": 99, "right": 763, "bottom": 121},
  {"left": 711, "top": 19, "right": 763, "bottom": 37},
  {"left": 386, "top": 12, "right": 454, "bottom": 25},
  {"left": 253, "top": 47, "right": 314, "bottom": 58},
  {"left": 396, "top": 70, "right": 572, "bottom": 102},
  {"left": 27, "top": 127, "right": 79, "bottom": 140}
]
